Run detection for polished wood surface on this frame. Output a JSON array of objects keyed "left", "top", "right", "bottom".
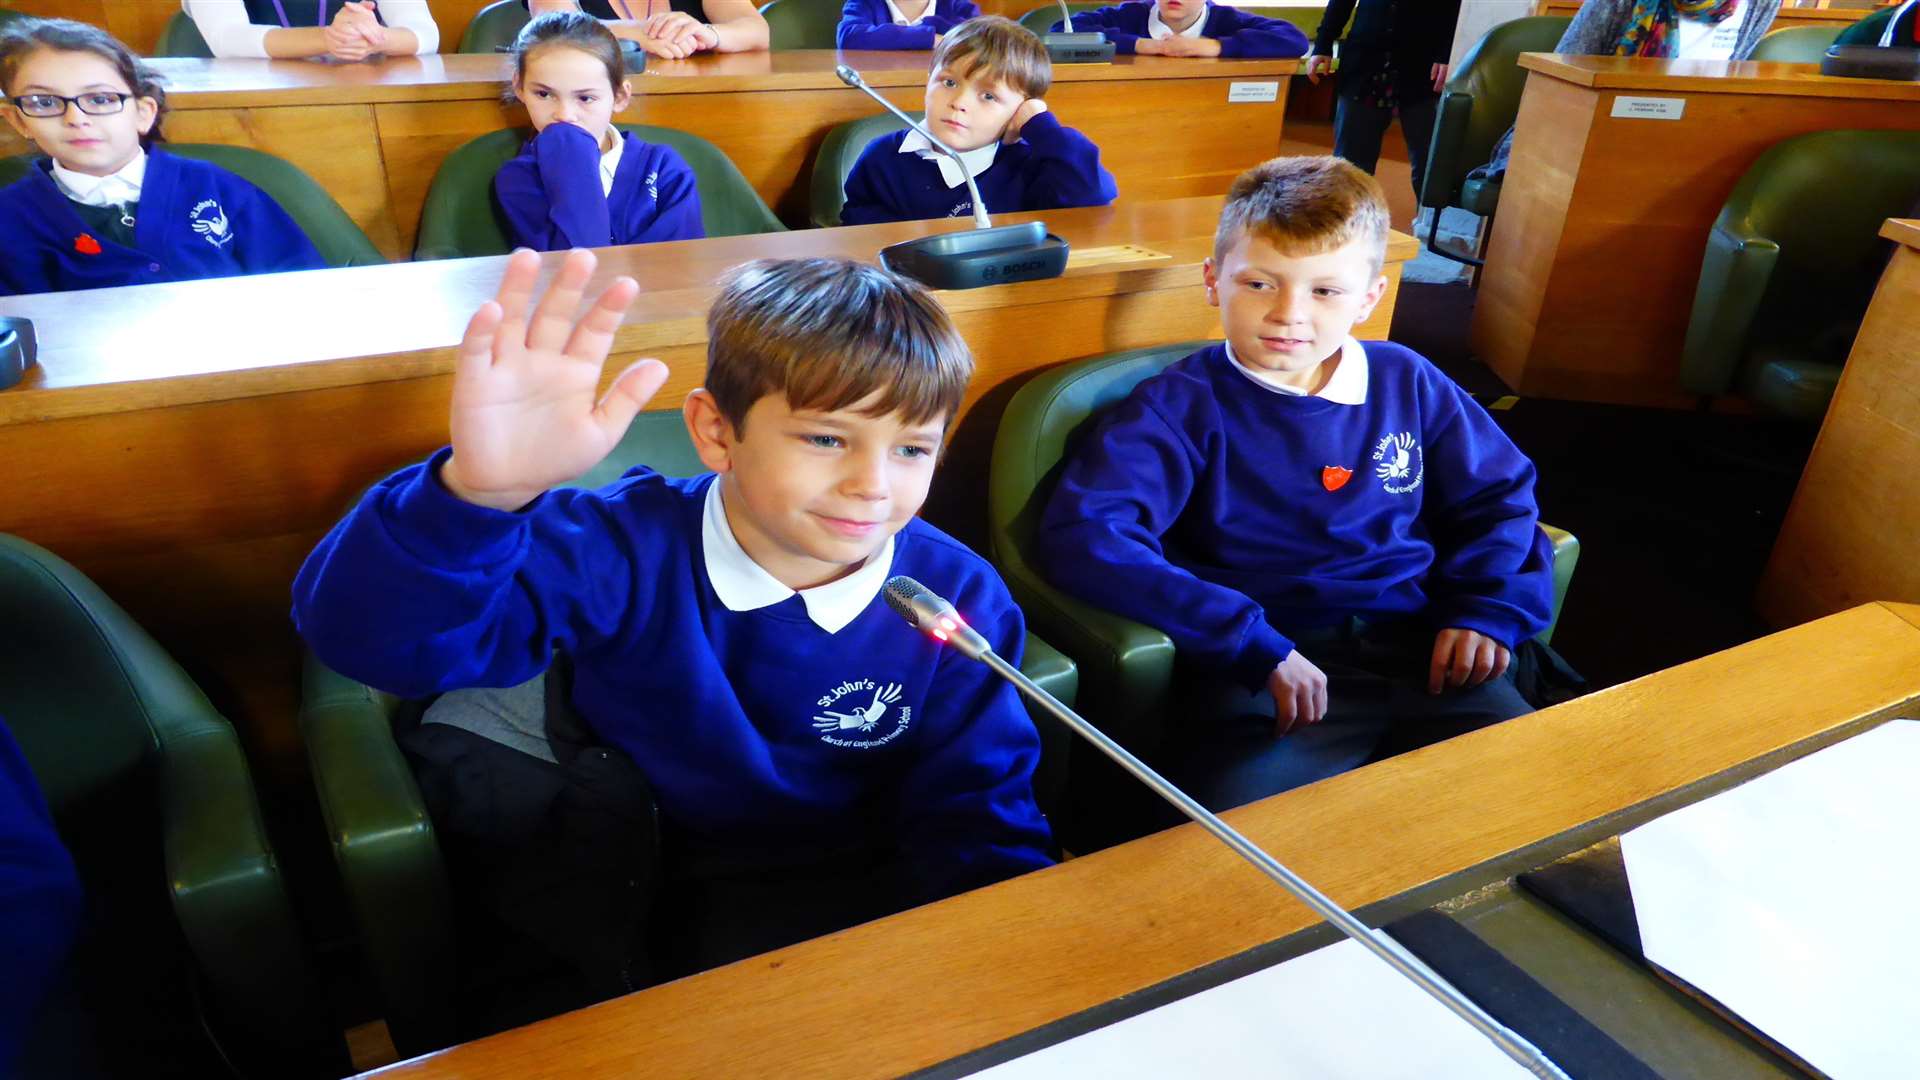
[
  {"left": 1757, "top": 220, "right": 1920, "bottom": 628},
  {"left": 354, "top": 601, "right": 1920, "bottom": 1079},
  {"left": 1469, "top": 56, "right": 1920, "bottom": 407},
  {"left": 0, "top": 52, "right": 1299, "bottom": 258},
  {"left": 0, "top": 202, "right": 1414, "bottom": 780},
  {"left": 1533, "top": 0, "right": 1889, "bottom": 29}
]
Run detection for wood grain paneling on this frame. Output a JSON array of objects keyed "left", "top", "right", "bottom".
[
  {"left": 354, "top": 602, "right": 1920, "bottom": 1079},
  {"left": 1470, "top": 56, "right": 1920, "bottom": 407},
  {"left": 1757, "top": 222, "right": 1920, "bottom": 628}
]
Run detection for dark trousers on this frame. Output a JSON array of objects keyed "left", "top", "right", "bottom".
[
  {"left": 1172, "top": 619, "right": 1531, "bottom": 812},
  {"left": 1333, "top": 93, "right": 1441, "bottom": 202}
]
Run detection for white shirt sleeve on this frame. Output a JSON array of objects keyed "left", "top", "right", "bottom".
[
  {"left": 183, "top": 0, "right": 275, "bottom": 59},
  {"left": 180, "top": 0, "right": 440, "bottom": 57}
]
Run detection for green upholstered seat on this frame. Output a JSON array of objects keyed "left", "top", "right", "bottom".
[
  {"left": 414, "top": 124, "right": 785, "bottom": 260},
  {"left": 987, "top": 344, "right": 1580, "bottom": 843},
  {"left": 302, "top": 409, "right": 1078, "bottom": 1056},
  {"left": 0, "top": 144, "right": 384, "bottom": 267},
  {"left": 1681, "top": 129, "right": 1920, "bottom": 422},
  {"left": 760, "top": 0, "right": 841, "bottom": 49},
  {"left": 1835, "top": 7, "right": 1898, "bottom": 47},
  {"left": 458, "top": 0, "right": 532, "bottom": 53},
  {"left": 1748, "top": 24, "right": 1844, "bottom": 63},
  {"left": 0, "top": 533, "right": 340, "bottom": 1076},
  {"left": 1017, "top": 3, "right": 1103, "bottom": 35},
  {"left": 155, "top": 11, "right": 216, "bottom": 58},
  {"left": 809, "top": 110, "right": 913, "bottom": 228},
  {"left": 0, "top": 7, "right": 30, "bottom": 28},
  {"left": 1418, "top": 15, "right": 1571, "bottom": 261}
]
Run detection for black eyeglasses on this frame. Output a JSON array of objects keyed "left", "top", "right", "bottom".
[{"left": 10, "top": 92, "right": 134, "bottom": 118}]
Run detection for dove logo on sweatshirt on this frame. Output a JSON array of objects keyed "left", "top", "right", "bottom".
[
  {"left": 811, "top": 678, "right": 912, "bottom": 749},
  {"left": 1372, "top": 431, "right": 1423, "bottom": 495},
  {"left": 189, "top": 198, "right": 233, "bottom": 249}
]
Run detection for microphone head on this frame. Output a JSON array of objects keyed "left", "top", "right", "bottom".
[
  {"left": 883, "top": 575, "right": 933, "bottom": 628},
  {"left": 835, "top": 64, "right": 863, "bottom": 89}
]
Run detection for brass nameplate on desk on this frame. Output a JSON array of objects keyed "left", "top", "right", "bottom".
[{"left": 1065, "top": 244, "right": 1174, "bottom": 269}]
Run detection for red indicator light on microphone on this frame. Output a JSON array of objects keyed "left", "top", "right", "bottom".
[
  {"left": 933, "top": 628, "right": 949, "bottom": 641},
  {"left": 939, "top": 616, "right": 959, "bottom": 632}
]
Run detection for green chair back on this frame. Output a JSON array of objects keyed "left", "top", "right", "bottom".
[
  {"left": 0, "top": 144, "right": 384, "bottom": 266},
  {"left": 0, "top": 7, "right": 30, "bottom": 28},
  {"left": 155, "top": 10, "right": 216, "bottom": 58},
  {"left": 1419, "top": 15, "right": 1571, "bottom": 213},
  {"left": 1749, "top": 24, "right": 1844, "bottom": 63},
  {"left": 458, "top": 0, "right": 533, "bottom": 52},
  {"left": 760, "top": 0, "right": 841, "bottom": 49},
  {"left": 415, "top": 125, "right": 785, "bottom": 260},
  {"left": 1835, "top": 6, "right": 1898, "bottom": 47},
  {"left": 1017, "top": 3, "right": 1103, "bottom": 35},
  {"left": 1681, "top": 129, "right": 1920, "bottom": 418},
  {"left": 809, "top": 110, "right": 914, "bottom": 228}
]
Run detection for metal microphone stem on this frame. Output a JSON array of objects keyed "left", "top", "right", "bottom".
[
  {"left": 975, "top": 647, "right": 1574, "bottom": 1080},
  {"left": 836, "top": 65, "right": 992, "bottom": 230}
]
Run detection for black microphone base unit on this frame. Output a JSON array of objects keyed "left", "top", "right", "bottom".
[
  {"left": 0, "top": 316, "right": 38, "bottom": 391},
  {"left": 1043, "top": 32, "right": 1116, "bottom": 63},
  {"left": 1820, "top": 45, "right": 1920, "bottom": 81},
  {"left": 879, "top": 221, "right": 1070, "bottom": 290}
]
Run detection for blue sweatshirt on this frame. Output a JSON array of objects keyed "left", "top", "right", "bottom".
[
  {"left": 0, "top": 719, "right": 82, "bottom": 1071},
  {"left": 839, "top": 112, "right": 1118, "bottom": 225},
  {"left": 1053, "top": 1, "right": 1309, "bottom": 57},
  {"left": 1037, "top": 342, "right": 1554, "bottom": 691},
  {"left": 292, "top": 454, "right": 1054, "bottom": 896},
  {"left": 0, "top": 150, "right": 326, "bottom": 297},
  {"left": 837, "top": 0, "right": 982, "bottom": 49},
  {"left": 494, "top": 125, "right": 706, "bottom": 253}
]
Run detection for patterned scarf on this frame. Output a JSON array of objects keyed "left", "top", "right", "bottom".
[{"left": 1614, "top": 0, "right": 1741, "bottom": 58}]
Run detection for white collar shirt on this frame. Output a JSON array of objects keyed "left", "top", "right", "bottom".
[
  {"left": 1148, "top": 3, "right": 1208, "bottom": 40},
  {"left": 700, "top": 478, "right": 893, "bottom": 634},
  {"left": 899, "top": 128, "right": 1000, "bottom": 189},
  {"left": 599, "top": 131, "right": 625, "bottom": 197},
  {"left": 51, "top": 149, "right": 147, "bottom": 207},
  {"left": 1223, "top": 337, "right": 1369, "bottom": 405},
  {"left": 883, "top": 0, "right": 932, "bottom": 25}
]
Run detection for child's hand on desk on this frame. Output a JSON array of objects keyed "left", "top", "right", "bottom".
[
  {"left": 1428, "top": 628, "right": 1509, "bottom": 696},
  {"left": 441, "top": 249, "right": 667, "bottom": 512},
  {"left": 1137, "top": 37, "right": 1221, "bottom": 58},
  {"left": 642, "top": 12, "right": 719, "bottom": 54},
  {"left": 327, "top": 1, "right": 387, "bottom": 61},
  {"left": 1268, "top": 650, "right": 1328, "bottom": 736},
  {"left": 1003, "top": 99, "right": 1048, "bottom": 144}
]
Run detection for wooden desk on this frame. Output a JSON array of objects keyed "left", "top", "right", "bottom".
[
  {"left": 352, "top": 601, "right": 1920, "bottom": 1078},
  {"left": 1757, "top": 219, "right": 1920, "bottom": 629},
  {"left": 1532, "top": 0, "right": 1890, "bottom": 31},
  {"left": 0, "top": 52, "right": 1298, "bottom": 260},
  {"left": 1469, "top": 54, "right": 1920, "bottom": 408},
  {"left": 0, "top": 201, "right": 1413, "bottom": 775}
]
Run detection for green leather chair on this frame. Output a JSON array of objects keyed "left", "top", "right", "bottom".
[
  {"left": 988, "top": 343, "right": 1581, "bottom": 844},
  {"left": 1748, "top": 24, "right": 1844, "bottom": 63},
  {"left": 0, "top": 534, "right": 341, "bottom": 1077},
  {"left": 414, "top": 125, "right": 786, "bottom": 259},
  {"left": 1417, "top": 15, "right": 1571, "bottom": 267},
  {"left": 0, "top": 6, "right": 30, "bottom": 28},
  {"left": 1835, "top": 6, "right": 1899, "bottom": 47},
  {"left": 810, "top": 110, "right": 913, "bottom": 228},
  {"left": 1017, "top": 3, "right": 1102, "bottom": 35},
  {"left": 761, "top": 0, "right": 840, "bottom": 49},
  {"left": 302, "top": 409, "right": 1078, "bottom": 1057},
  {"left": 458, "top": 0, "right": 533, "bottom": 53},
  {"left": 0, "top": 144, "right": 385, "bottom": 267},
  {"left": 155, "top": 11, "right": 217, "bottom": 58},
  {"left": 1680, "top": 129, "right": 1920, "bottom": 422}
]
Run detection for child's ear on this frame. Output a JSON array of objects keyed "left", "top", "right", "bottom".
[
  {"left": 1201, "top": 256, "right": 1220, "bottom": 308},
  {"left": 0, "top": 104, "right": 31, "bottom": 142},
  {"left": 133, "top": 96, "right": 159, "bottom": 137},
  {"left": 613, "top": 80, "right": 633, "bottom": 113},
  {"left": 1351, "top": 272, "right": 1390, "bottom": 325},
  {"left": 683, "top": 389, "right": 738, "bottom": 474}
]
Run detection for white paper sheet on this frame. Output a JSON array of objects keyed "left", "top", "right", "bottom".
[
  {"left": 967, "top": 938, "right": 1534, "bottom": 1079},
  {"left": 1621, "top": 719, "right": 1920, "bottom": 1080}
]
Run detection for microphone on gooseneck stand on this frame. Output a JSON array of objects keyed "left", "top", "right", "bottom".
[
  {"left": 881, "top": 574, "right": 1576, "bottom": 1080},
  {"left": 834, "top": 64, "right": 1071, "bottom": 290},
  {"left": 1042, "top": 0, "right": 1116, "bottom": 63}
]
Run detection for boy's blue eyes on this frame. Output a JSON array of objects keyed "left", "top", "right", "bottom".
[{"left": 800, "top": 435, "right": 934, "bottom": 458}]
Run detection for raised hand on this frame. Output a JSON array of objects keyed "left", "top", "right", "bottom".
[{"left": 440, "top": 249, "right": 667, "bottom": 511}]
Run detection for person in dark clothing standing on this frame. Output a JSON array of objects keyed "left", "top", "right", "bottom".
[{"left": 1305, "top": 0, "right": 1461, "bottom": 202}]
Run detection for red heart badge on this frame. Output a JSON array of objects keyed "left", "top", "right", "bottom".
[
  {"left": 73, "top": 233, "right": 101, "bottom": 256},
  {"left": 1322, "top": 465, "right": 1352, "bottom": 492}
]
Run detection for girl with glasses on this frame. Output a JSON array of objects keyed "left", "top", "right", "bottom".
[{"left": 0, "top": 18, "right": 326, "bottom": 296}]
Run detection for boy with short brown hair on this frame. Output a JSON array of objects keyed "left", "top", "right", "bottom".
[
  {"left": 1038, "top": 156, "right": 1556, "bottom": 811},
  {"left": 839, "top": 15, "right": 1117, "bottom": 225}
]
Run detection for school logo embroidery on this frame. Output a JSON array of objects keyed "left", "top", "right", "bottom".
[
  {"left": 812, "top": 678, "right": 911, "bottom": 749},
  {"left": 950, "top": 199, "right": 974, "bottom": 218},
  {"left": 644, "top": 170, "right": 659, "bottom": 201},
  {"left": 72, "top": 233, "right": 101, "bottom": 256},
  {"left": 1321, "top": 465, "right": 1352, "bottom": 492},
  {"left": 189, "top": 199, "right": 233, "bottom": 248},
  {"left": 1371, "top": 432, "right": 1423, "bottom": 494}
]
